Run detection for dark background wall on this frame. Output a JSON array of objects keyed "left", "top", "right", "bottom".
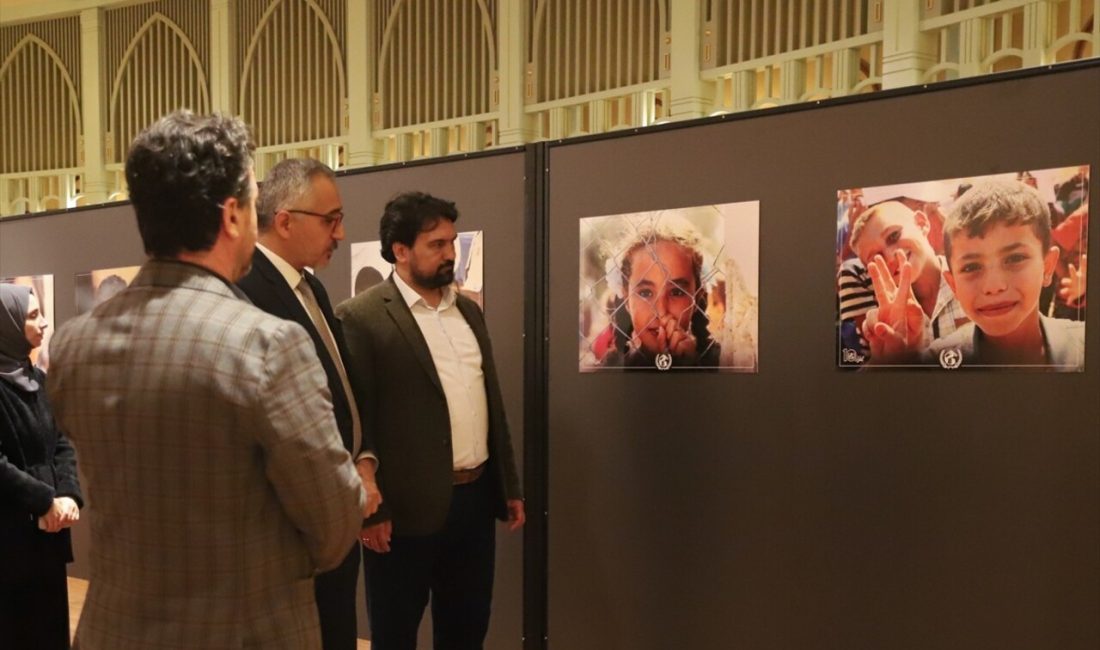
[
  {"left": 545, "top": 65, "right": 1099, "bottom": 649},
  {"left": 2, "top": 64, "right": 1098, "bottom": 650}
]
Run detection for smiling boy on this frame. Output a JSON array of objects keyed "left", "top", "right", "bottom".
[{"left": 929, "top": 179, "right": 1085, "bottom": 370}]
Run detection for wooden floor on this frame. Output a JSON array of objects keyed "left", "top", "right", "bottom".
[{"left": 68, "top": 578, "right": 372, "bottom": 649}]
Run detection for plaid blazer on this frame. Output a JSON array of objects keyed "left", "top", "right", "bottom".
[{"left": 48, "top": 260, "right": 366, "bottom": 650}]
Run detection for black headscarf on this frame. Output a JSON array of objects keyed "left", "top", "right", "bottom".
[{"left": 0, "top": 283, "right": 39, "bottom": 392}]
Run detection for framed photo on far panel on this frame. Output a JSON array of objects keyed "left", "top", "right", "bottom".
[
  {"left": 74, "top": 265, "right": 142, "bottom": 316},
  {"left": 350, "top": 230, "right": 485, "bottom": 310}
]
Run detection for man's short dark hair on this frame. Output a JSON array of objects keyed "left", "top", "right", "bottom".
[
  {"left": 379, "top": 192, "right": 459, "bottom": 264},
  {"left": 125, "top": 110, "right": 255, "bottom": 257}
]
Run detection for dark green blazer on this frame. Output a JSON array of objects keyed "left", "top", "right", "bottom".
[{"left": 335, "top": 277, "right": 521, "bottom": 536}]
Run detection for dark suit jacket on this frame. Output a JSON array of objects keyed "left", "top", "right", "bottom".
[
  {"left": 238, "top": 249, "right": 371, "bottom": 456},
  {"left": 0, "top": 367, "right": 82, "bottom": 562},
  {"left": 336, "top": 277, "right": 522, "bottom": 536}
]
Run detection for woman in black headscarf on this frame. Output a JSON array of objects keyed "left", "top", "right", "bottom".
[{"left": 1, "top": 283, "right": 83, "bottom": 649}]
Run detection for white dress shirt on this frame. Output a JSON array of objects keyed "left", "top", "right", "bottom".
[{"left": 393, "top": 272, "right": 489, "bottom": 470}]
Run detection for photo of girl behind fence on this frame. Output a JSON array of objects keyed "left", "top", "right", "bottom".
[{"left": 579, "top": 203, "right": 759, "bottom": 372}]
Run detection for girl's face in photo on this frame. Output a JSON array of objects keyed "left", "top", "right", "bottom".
[{"left": 625, "top": 241, "right": 698, "bottom": 354}]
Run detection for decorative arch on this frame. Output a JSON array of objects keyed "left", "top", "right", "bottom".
[
  {"left": 981, "top": 50, "right": 1024, "bottom": 73},
  {"left": 529, "top": 0, "right": 667, "bottom": 103},
  {"left": 0, "top": 35, "right": 81, "bottom": 173},
  {"left": 239, "top": 0, "right": 346, "bottom": 146},
  {"left": 1047, "top": 32, "right": 1093, "bottom": 62},
  {"left": 379, "top": 0, "right": 496, "bottom": 80},
  {"left": 530, "top": 0, "right": 667, "bottom": 64},
  {"left": 375, "top": 0, "right": 497, "bottom": 129},
  {"left": 108, "top": 13, "right": 210, "bottom": 163}
]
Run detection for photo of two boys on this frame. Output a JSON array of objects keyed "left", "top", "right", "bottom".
[{"left": 837, "top": 165, "right": 1088, "bottom": 371}]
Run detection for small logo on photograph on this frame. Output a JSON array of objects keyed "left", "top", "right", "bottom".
[
  {"left": 938, "top": 348, "right": 963, "bottom": 369},
  {"left": 842, "top": 348, "right": 866, "bottom": 364},
  {"left": 655, "top": 353, "right": 673, "bottom": 371}
]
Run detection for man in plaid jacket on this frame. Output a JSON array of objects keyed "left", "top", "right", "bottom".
[{"left": 47, "top": 111, "right": 368, "bottom": 650}]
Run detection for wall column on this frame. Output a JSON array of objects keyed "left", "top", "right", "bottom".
[
  {"left": 346, "top": 0, "right": 382, "bottom": 167},
  {"left": 79, "top": 8, "right": 108, "bottom": 204},
  {"left": 497, "top": 0, "right": 536, "bottom": 146},
  {"left": 881, "top": 0, "right": 937, "bottom": 89},
  {"left": 668, "top": 0, "right": 712, "bottom": 120},
  {"left": 209, "top": 0, "right": 237, "bottom": 115}
]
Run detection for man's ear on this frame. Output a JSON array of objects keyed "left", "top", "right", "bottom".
[
  {"left": 392, "top": 242, "right": 409, "bottom": 264},
  {"left": 273, "top": 209, "right": 293, "bottom": 239},
  {"left": 221, "top": 196, "right": 242, "bottom": 239},
  {"left": 1042, "top": 245, "right": 1061, "bottom": 287}
]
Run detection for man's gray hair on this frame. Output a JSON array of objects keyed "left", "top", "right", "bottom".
[{"left": 256, "top": 158, "right": 336, "bottom": 231}]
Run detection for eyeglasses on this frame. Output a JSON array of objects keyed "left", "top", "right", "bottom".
[{"left": 286, "top": 208, "right": 345, "bottom": 228}]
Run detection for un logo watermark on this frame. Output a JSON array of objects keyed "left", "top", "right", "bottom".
[
  {"left": 654, "top": 353, "right": 673, "bottom": 371},
  {"left": 938, "top": 348, "right": 963, "bottom": 370}
]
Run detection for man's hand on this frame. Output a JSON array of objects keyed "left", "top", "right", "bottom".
[
  {"left": 862, "top": 252, "right": 928, "bottom": 363},
  {"left": 38, "top": 497, "right": 79, "bottom": 533},
  {"left": 360, "top": 520, "right": 393, "bottom": 554},
  {"left": 506, "top": 499, "right": 526, "bottom": 532},
  {"left": 355, "top": 458, "right": 382, "bottom": 518},
  {"left": 1058, "top": 252, "right": 1087, "bottom": 306}
]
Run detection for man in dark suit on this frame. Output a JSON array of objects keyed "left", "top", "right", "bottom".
[
  {"left": 237, "top": 158, "right": 382, "bottom": 650},
  {"left": 336, "top": 192, "right": 524, "bottom": 650}
]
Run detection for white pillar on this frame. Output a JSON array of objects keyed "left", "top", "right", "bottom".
[
  {"left": 497, "top": 0, "right": 536, "bottom": 146},
  {"left": 668, "top": 0, "right": 712, "bottom": 119},
  {"left": 832, "top": 48, "right": 860, "bottom": 97},
  {"left": 780, "top": 59, "right": 806, "bottom": 104},
  {"left": 729, "top": 70, "right": 754, "bottom": 111},
  {"left": 80, "top": 8, "right": 109, "bottom": 204},
  {"left": 547, "top": 107, "right": 568, "bottom": 140},
  {"left": 209, "top": 0, "right": 237, "bottom": 114},
  {"left": 1022, "top": 1, "right": 1055, "bottom": 67},
  {"left": 881, "top": 0, "right": 937, "bottom": 89},
  {"left": 0, "top": 178, "right": 11, "bottom": 217},
  {"left": 957, "top": 16, "right": 985, "bottom": 77},
  {"left": 346, "top": 0, "right": 382, "bottom": 166}
]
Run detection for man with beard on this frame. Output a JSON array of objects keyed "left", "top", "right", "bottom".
[
  {"left": 238, "top": 158, "right": 382, "bottom": 650},
  {"left": 336, "top": 191, "right": 524, "bottom": 649}
]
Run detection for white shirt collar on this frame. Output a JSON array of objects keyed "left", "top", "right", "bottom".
[
  {"left": 256, "top": 242, "right": 307, "bottom": 288},
  {"left": 392, "top": 270, "right": 455, "bottom": 311}
]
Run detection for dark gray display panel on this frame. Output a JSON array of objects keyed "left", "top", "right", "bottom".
[{"left": 546, "top": 66, "right": 1099, "bottom": 649}]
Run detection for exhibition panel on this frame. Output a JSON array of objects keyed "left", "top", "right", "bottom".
[{"left": 545, "top": 64, "right": 1099, "bottom": 649}]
